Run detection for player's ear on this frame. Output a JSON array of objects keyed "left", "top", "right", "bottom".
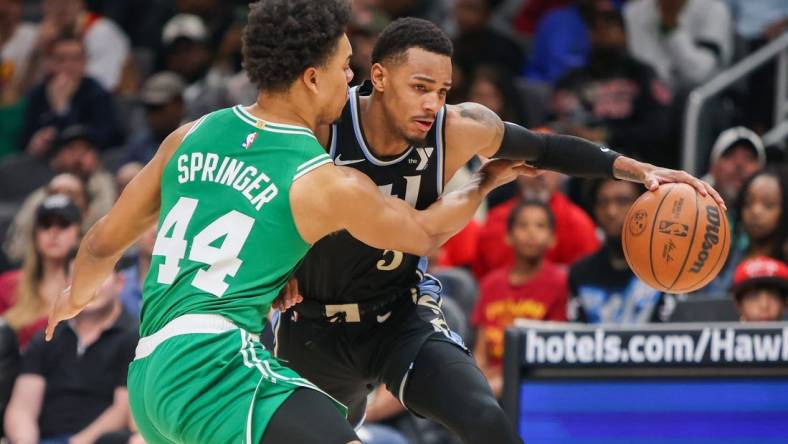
[
  {"left": 302, "top": 67, "right": 320, "bottom": 95},
  {"left": 370, "top": 63, "right": 387, "bottom": 92},
  {"left": 504, "top": 232, "right": 512, "bottom": 247}
]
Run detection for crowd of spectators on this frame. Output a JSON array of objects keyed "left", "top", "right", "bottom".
[{"left": 0, "top": 0, "right": 785, "bottom": 443}]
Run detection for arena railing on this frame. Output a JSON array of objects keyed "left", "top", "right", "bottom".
[{"left": 682, "top": 31, "right": 788, "bottom": 176}]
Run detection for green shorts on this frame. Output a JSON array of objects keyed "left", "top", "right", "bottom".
[{"left": 128, "top": 314, "right": 346, "bottom": 444}]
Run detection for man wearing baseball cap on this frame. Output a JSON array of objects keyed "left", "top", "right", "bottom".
[
  {"left": 731, "top": 256, "right": 788, "bottom": 322},
  {"left": 704, "top": 126, "right": 766, "bottom": 207},
  {"left": 124, "top": 72, "right": 186, "bottom": 164}
]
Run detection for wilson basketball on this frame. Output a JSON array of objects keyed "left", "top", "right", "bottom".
[{"left": 622, "top": 183, "right": 730, "bottom": 293}]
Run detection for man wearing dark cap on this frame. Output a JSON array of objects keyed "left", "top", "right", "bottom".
[
  {"left": 731, "top": 256, "right": 788, "bottom": 322},
  {"left": 704, "top": 126, "right": 766, "bottom": 207},
  {"left": 123, "top": 72, "right": 186, "bottom": 164},
  {"left": 34, "top": 193, "right": 82, "bottom": 227}
]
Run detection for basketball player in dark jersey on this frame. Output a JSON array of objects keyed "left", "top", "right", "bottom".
[{"left": 274, "top": 18, "right": 724, "bottom": 444}]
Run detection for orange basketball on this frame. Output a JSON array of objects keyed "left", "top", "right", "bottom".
[{"left": 622, "top": 183, "right": 730, "bottom": 293}]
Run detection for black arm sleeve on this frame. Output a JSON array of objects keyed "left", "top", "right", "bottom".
[{"left": 494, "top": 122, "right": 621, "bottom": 178}]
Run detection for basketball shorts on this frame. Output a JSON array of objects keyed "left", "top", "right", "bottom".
[
  {"left": 128, "top": 314, "right": 346, "bottom": 444},
  {"left": 274, "top": 277, "right": 468, "bottom": 426}
]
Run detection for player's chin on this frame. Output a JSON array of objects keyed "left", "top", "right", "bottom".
[{"left": 405, "top": 127, "right": 430, "bottom": 144}]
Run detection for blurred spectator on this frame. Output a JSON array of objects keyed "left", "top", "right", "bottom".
[
  {"left": 524, "top": 0, "right": 616, "bottom": 84},
  {"left": 38, "top": 0, "right": 131, "bottom": 92},
  {"left": 0, "top": 0, "right": 36, "bottom": 140},
  {"left": 377, "top": 0, "right": 452, "bottom": 24},
  {"left": 702, "top": 169, "right": 787, "bottom": 298},
  {"left": 0, "top": 195, "right": 80, "bottom": 347},
  {"left": 118, "top": 224, "right": 155, "bottom": 318},
  {"left": 162, "top": 14, "right": 231, "bottom": 120},
  {"left": 624, "top": 0, "right": 733, "bottom": 90},
  {"left": 552, "top": 6, "right": 674, "bottom": 166},
  {"left": 452, "top": 0, "right": 525, "bottom": 77},
  {"left": 124, "top": 71, "right": 185, "bottom": 164},
  {"left": 3, "top": 267, "right": 137, "bottom": 444},
  {"left": 472, "top": 200, "right": 567, "bottom": 396},
  {"left": 87, "top": 0, "right": 170, "bottom": 51},
  {"left": 473, "top": 171, "right": 599, "bottom": 279},
  {"left": 468, "top": 65, "right": 528, "bottom": 125},
  {"left": 731, "top": 256, "right": 787, "bottom": 322},
  {"left": 513, "top": 0, "right": 573, "bottom": 36},
  {"left": 725, "top": 0, "right": 788, "bottom": 42},
  {"left": 115, "top": 161, "right": 142, "bottom": 196},
  {"left": 736, "top": 169, "right": 787, "bottom": 258},
  {"left": 4, "top": 126, "right": 116, "bottom": 264},
  {"left": 568, "top": 179, "right": 666, "bottom": 323},
  {"left": 725, "top": 0, "right": 788, "bottom": 132},
  {"left": 47, "top": 173, "right": 89, "bottom": 216},
  {"left": 174, "top": 0, "right": 239, "bottom": 50},
  {"left": 0, "top": 318, "right": 18, "bottom": 438},
  {"left": 19, "top": 32, "right": 121, "bottom": 155},
  {"left": 702, "top": 126, "right": 765, "bottom": 209},
  {"left": 348, "top": 12, "right": 388, "bottom": 86}
]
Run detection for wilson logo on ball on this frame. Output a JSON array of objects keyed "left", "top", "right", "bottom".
[{"left": 689, "top": 205, "right": 721, "bottom": 273}]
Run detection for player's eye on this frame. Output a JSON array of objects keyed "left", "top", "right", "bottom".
[{"left": 414, "top": 84, "right": 427, "bottom": 92}]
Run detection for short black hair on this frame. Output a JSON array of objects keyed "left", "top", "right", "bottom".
[
  {"left": 242, "top": 0, "right": 351, "bottom": 93},
  {"left": 507, "top": 199, "right": 555, "bottom": 232},
  {"left": 371, "top": 17, "right": 453, "bottom": 65}
]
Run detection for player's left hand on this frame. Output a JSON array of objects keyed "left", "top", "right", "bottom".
[
  {"left": 46, "top": 286, "right": 84, "bottom": 341},
  {"left": 272, "top": 278, "right": 302, "bottom": 312},
  {"left": 477, "top": 158, "right": 542, "bottom": 194},
  {"left": 641, "top": 165, "right": 726, "bottom": 210}
]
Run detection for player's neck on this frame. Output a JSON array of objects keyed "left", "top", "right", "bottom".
[
  {"left": 510, "top": 256, "right": 543, "bottom": 283},
  {"left": 360, "top": 94, "right": 412, "bottom": 157},
  {"left": 249, "top": 93, "right": 317, "bottom": 131}
]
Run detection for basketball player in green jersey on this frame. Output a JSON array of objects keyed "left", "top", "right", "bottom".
[{"left": 44, "top": 2, "right": 530, "bottom": 444}]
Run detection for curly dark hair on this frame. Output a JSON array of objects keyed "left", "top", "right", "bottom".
[
  {"left": 371, "top": 17, "right": 453, "bottom": 65},
  {"left": 242, "top": 0, "right": 351, "bottom": 93}
]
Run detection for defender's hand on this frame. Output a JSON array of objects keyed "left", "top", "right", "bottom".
[
  {"left": 477, "top": 158, "right": 541, "bottom": 194},
  {"left": 46, "top": 286, "right": 83, "bottom": 341},
  {"left": 272, "top": 278, "right": 302, "bottom": 312}
]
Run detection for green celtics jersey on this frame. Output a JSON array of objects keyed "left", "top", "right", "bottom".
[{"left": 139, "top": 105, "right": 332, "bottom": 337}]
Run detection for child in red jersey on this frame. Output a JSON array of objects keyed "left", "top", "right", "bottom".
[{"left": 472, "top": 200, "right": 568, "bottom": 396}]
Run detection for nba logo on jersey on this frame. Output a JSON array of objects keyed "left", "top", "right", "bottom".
[{"left": 242, "top": 132, "right": 258, "bottom": 150}]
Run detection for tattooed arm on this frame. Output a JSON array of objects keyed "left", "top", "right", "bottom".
[{"left": 445, "top": 102, "right": 725, "bottom": 207}]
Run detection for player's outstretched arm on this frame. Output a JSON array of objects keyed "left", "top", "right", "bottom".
[
  {"left": 291, "top": 159, "right": 532, "bottom": 256},
  {"left": 446, "top": 102, "right": 725, "bottom": 209},
  {"left": 45, "top": 121, "right": 195, "bottom": 340}
]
